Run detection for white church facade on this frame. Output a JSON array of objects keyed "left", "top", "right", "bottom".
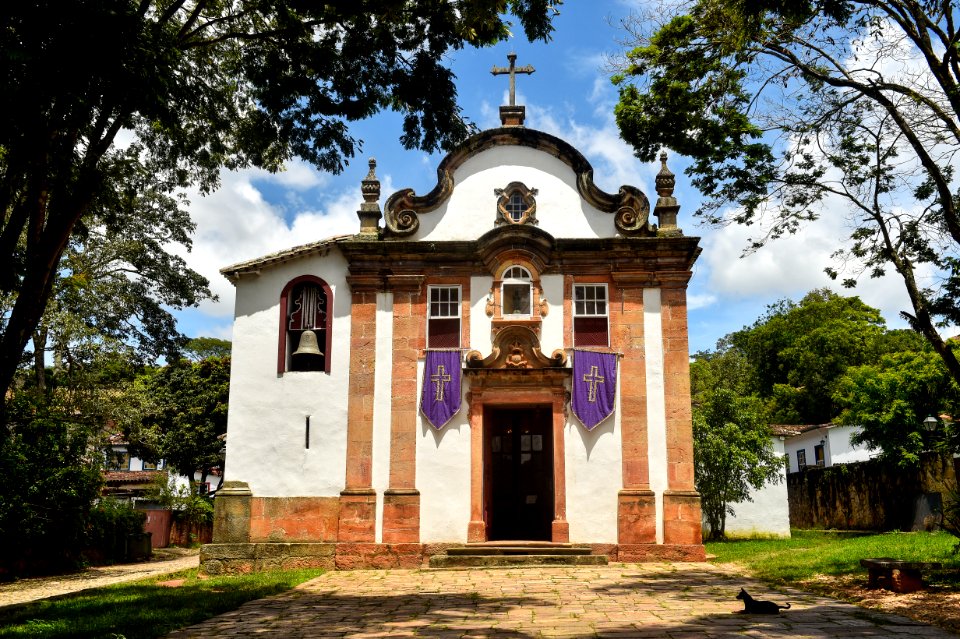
[{"left": 202, "top": 100, "right": 705, "bottom": 572}]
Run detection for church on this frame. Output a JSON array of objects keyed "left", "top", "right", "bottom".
[{"left": 202, "top": 60, "right": 705, "bottom": 572}]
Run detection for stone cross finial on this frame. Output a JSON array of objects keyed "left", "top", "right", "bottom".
[{"left": 491, "top": 52, "right": 535, "bottom": 106}]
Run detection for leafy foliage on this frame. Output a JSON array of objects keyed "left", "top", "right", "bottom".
[
  {"left": 614, "top": 0, "right": 960, "bottom": 388},
  {"left": 730, "top": 289, "right": 889, "bottom": 423},
  {"left": 834, "top": 346, "right": 960, "bottom": 464},
  {"left": 0, "top": 396, "right": 104, "bottom": 577},
  {"left": 694, "top": 387, "right": 784, "bottom": 540},
  {"left": 0, "top": 0, "right": 562, "bottom": 397},
  {"left": 119, "top": 356, "right": 230, "bottom": 486}
]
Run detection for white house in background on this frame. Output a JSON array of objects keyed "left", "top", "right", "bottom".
[
  {"left": 713, "top": 434, "right": 791, "bottom": 538},
  {"left": 774, "top": 423, "right": 879, "bottom": 474},
  {"left": 104, "top": 435, "right": 208, "bottom": 499}
]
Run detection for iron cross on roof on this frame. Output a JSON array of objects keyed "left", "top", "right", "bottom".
[{"left": 491, "top": 53, "right": 535, "bottom": 106}]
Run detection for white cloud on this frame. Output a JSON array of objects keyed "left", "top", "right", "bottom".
[{"left": 175, "top": 167, "right": 383, "bottom": 320}]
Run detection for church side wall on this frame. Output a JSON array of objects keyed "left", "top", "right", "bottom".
[{"left": 224, "top": 252, "right": 351, "bottom": 505}]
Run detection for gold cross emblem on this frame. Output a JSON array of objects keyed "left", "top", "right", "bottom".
[
  {"left": 583, "top": 365, "right": 605, "bottom": 403},
  {"left": 431, "top": 365, "right": 452, "bottom": 402}
]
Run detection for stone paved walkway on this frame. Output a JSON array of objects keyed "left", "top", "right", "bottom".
[
  {"left": 168, "top": 563, "right": 956, "bottom": 638},
  {"left": 0, "top": 549, "right": 199, "bottom": 608}
]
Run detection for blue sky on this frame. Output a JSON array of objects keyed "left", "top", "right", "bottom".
[{"left": 173, "top": 0, "right": 917, "bottom": 353}]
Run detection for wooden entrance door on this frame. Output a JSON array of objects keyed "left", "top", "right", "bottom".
[{"left": 486, "top": 406, "right": 553, "bottom": 541}]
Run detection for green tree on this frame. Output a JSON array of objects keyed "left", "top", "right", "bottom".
[
  {"left": 835, "top": 346, "right": 960, "bottom": 464},
  {"left": 184, "top": 337, "right": 231, "bottom": 362},
  {"left": 0, "top": 395, "right": 105, "bottom": 575},
  {"left": 24, "top": 184, "right": 213, "bottom": 392},
  {"left": 614, "top": 0, "right": 960, "bottom": 389},
  {"left": 731, "top": 289, "right": 888, "bottom": 423},
  {"left": 0, "top": 0, "right": 561, "bottom": 398},
  {"left": 120, "top": 356, "right": 230, "bottom": 489},
  {"left": 693, "top": 387, "right": 783, "bottom": 540}
]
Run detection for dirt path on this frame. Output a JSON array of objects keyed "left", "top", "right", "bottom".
[{"left": 0, "top": 548, "right": 199, "bottom": 608}]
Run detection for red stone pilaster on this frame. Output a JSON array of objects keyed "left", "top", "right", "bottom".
[
  {"left": 611, "top": 272, "right": 657, "bottom": 544},
  {"left": 338, "top": 275, "right": 379, "bottom": 542},
  {"left": 467, "top": 396, "right": 486, "bottom": 542},
  {"left": 551, "top": 388, "right": 569, "bottom": 543},
  {"left": 382, "top": 275, "right": 424, "bottom": 543},
  {"left": 660, "top": 282, "right": 703, "bottom": 547}
]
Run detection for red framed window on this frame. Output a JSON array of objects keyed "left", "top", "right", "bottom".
[
  {"left": 278, "top": 276, "right": 333, "bottom": 374},
  {"left": 428, "top": 285, "right": 461, "bottom": 348},
  {"left": 573, "top": 284, "right": 609, "bottom": 347}
]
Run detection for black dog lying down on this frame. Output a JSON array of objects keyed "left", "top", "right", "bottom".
[{"left": 736, "top": 588, "right": 791, "bottom": 613}]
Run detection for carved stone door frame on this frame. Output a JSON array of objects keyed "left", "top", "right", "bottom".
[{"left": 463, "top": 326, "right": 570, "bottom": 543}]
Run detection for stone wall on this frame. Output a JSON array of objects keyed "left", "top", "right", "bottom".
[{"left": 787, "top": 453, "right": 957, "bottom": 530}]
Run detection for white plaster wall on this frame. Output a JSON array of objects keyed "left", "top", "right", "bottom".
[
  {"left": 372, "top": 292, "right": 394, "bottom": 543},
  {"left": 565, "top": 380, "right": 622, "bottom": 543},
  {"left": 828, "top": 425, "right": 878, "bottom": 465},
  {"left": 470, "top": 276, "right": 494, "bottom": 354},
  {"left": 722, "top": 438, "right": 791, "bottom": 538},
  {"left": 224, "top": 250, "right": 351, "bottom": 497},
  {"left": 417, "top": 361, "right": 472, "bottom": 542},
  {"left": 413, "top": 146, "right": 620, "bottom": 242},
  {"left": 540, "top": 275, "right": 564, "bottom": 355},
  {"left": 643, "top": 288, "right": 669, "bottom": 544}
]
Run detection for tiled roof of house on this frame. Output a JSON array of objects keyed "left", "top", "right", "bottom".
[
  {"left": 769, "top": 423, "right": 834, "bottom": 438},
  {"left": 104, "top": 470, "right": 164, "bottom": 484},
  {"left": 220, "top": 235, "right": 353, "bottom": 282}
]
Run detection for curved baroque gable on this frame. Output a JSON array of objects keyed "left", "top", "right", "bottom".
[{"left": 383, "top": 128, "right": 653, "bottom": 238}]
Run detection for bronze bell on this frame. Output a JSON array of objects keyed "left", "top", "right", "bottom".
[{"left": 292, "top": 330, "right": 323, "bottom": 357}]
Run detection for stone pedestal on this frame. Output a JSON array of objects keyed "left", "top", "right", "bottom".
[
  {"left": 212, "top": 481, "right": 252, "bottom": 543},
  {"left": 337, "top": 489, "right": 377, "bottom": 542},
  {"left": 382, "top": 489, "right": 420, "bottom": 543},
  {"left": 662, "top": 490, "right": 703, "bottom": 546},
  {"left": 617, "top": 489, "right": 657, "bottom": 544}
]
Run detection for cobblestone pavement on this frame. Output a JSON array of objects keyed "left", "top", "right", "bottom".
[
  {"left": 168, "top": 562, "right": 956, "bottom": 638},
  {"left": 0, "top": 549, "right": 199, "bottom": 608}
]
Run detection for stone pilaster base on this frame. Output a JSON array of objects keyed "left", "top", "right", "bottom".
[
  {"left": 617, "top": 489, "right": 657, "bottom": 544},
  {"left": 467, "top": 520, "right": 486, "bottom": 542},
  {"left": 662, "top": 490, "right": 704, "bottom": 546},
  {"left": 382, "top": 489, "right": 420, "bottom": 543},
  {"left": 337, "top": 489, "right": 377, "bottom": 542},
  {"left": 212, "top": 481, "right": 252, "bottom": 543},
  {"left": 551, "top": 519, "right": 570, "bottom": 543}
]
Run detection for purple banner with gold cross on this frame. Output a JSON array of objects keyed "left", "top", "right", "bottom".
[
  {"left": 420, "top": 350, "right": 462, "bottom": 430},
  {"left": 572, "top": 350, "right": 617, "bottom": 430}
]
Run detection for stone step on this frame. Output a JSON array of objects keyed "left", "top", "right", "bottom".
[
  {"left": 446, "top": 545, "right": 592, "bottom": 556},
  {"left": 429, "top": 553, "right": 608, "bottom": 568}
]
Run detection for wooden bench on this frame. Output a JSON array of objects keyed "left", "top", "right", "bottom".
[{"left": 860, "top": 558, "right": 941, "bottom": 593}]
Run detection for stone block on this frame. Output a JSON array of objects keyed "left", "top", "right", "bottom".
[
  {"left": 212, "top": 481, "right": 252, "bottom": 543},
  {"left": 618, "top": 490, "right": 656, "bottom": 544}
]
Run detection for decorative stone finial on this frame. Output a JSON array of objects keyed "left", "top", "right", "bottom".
[
  {"left": 361, "top": 158, "right": 380, "bottom": 203},
  {"left": 357, "top": 158, "right": 382, "bottom": 237},
  {"left": 653, "top": 151, "right": 681, "bottom": 236},
  {"left": 656, "top": 151, "right": 675, "bottom": 197}
]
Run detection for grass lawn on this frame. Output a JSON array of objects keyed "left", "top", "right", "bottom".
[
  {"left": 0, "top": 567, "right": 325, "bottom": 639},
  {"left": 706, "top": 529, "right": 960, "bottom": 586}
]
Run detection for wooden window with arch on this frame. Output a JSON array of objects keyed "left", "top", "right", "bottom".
[
  {"left": 277, "top": 275, "right": 333, "bottom": 374},
  {"left": 487, "top": 259, "right": 548, "bottom": 334}
]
